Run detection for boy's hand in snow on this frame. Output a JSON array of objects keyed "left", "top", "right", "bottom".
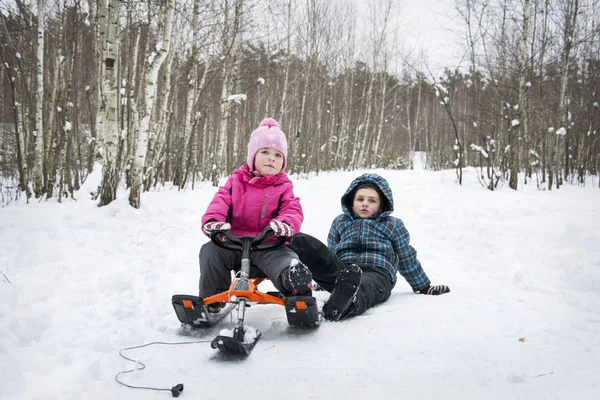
[
  {"left": 419, "top": 285, "right": 450, "bottom": 295},
  {"left": 269, "top": 219, "right": 293, "bottom": 237},
  {"left": 202, "top": 221, "right": 231, "bottom": 236}
]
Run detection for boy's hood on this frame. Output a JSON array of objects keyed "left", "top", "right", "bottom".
[{"left": 341, "top": 173, "right": 394, "bottom": 219}]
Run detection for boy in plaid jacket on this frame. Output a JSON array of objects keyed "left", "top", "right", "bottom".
[{"left": 288, "top": 173, "right": 449, "bottom": 321}]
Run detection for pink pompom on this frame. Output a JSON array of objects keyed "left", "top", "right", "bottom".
[{"left": 260, "top": 118, "right": 279, "bottom": 128}]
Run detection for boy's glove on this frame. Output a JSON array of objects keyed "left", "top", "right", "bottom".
[
  {"left": 419, "top": 284, "right": 450, "bottom": 295},
  {"left": 202, "top": 221, "right": 231, "bottom": 236},
  {"left": 269, "top": 219, "right": 293, "bottom": 237}
]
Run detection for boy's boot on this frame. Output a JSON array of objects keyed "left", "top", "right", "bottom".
[{"left": 322, "top": 264, "right": 362, "bottom": 321}]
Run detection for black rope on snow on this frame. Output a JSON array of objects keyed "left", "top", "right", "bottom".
[{"left": 115, "top": 339, "right": 212, "bottom": 397}]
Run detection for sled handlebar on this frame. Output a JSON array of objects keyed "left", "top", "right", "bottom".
[{"left": 210, "top": 226, "right": 287, "bottom": 253}]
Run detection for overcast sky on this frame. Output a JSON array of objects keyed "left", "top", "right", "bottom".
[
  {"left": 401, "top": 0, "right": 463, "bottom": 74},
  {"left": 357, "top": 0, "right": 463, "bottom": 78}
]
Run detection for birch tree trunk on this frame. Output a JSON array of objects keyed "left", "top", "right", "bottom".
[
  {"left": 557, "top": 0, "right": 580, "bottom": 186},
  {"left": 178, "top": 0, "right": 200, "bottom": 189},
  {"left": 33, "top": 0, "right": 45, "bottom": 197},
  {"left": 9, "top": 75, "right": 29, "bottom": 195},
  {"left": 212, "top": 0, "right": 243, "bottom": 186},
  {"left": 496, "top": 0, "right": 509, "bottom": 184},
  {"left": 536, "top": 0, "right": 550, "bottom": 185},
  {"left": 373, "top": 74, "right": 388, "bottom": 165},
  {"left": 509, "top": 0, "right": 531, "bottom": 190},
  {"left": 414, "top": 78, "right": 423, "bottom": 153},
  {"left": 190, "top": 59, "right": 211, "bottom": 183},
  {"left": 129, "top": 0, "right": 174, "bottom": 208},
  {"left": 43, "top": 14, "right": 65, "bottom": 199},
  {"left": 335, "top": 13, "right": 356, "bottom": 169},
  {"left": 277, "top": 0, "right": 292, "bottom": 120},
  {"left": 356, "top": 0, "right": 391, "bottom": 168},
  {"left": 97, "top": 0, "right": 121, "bottom": 206},
  {"left": 356, "top": 73, "right": 374, "bottom": 167},
  {"left": 336, "top": 67, "right": 353, "bottom": 168},
  {"left": 403, "top": 86, "right": 413, "bottom": 160},
  {"left": 122, "top": 7, "right": 139, "bottom": 178},
  {"left": 370, "top": 0, "right": 392, "bottom": 167},
  {"left": 58, "top": 16, "right": 79, "bottom": 202},
  {"left": 0, "top": 31, "right": 30, "bottom": 197},
  {"left": 147, "top": 55, "right": 173, "bottom": 189}
]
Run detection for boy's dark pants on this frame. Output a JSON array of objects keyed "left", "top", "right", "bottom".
[{"left": 287, "top": 233, "right": 394, "bottom": 318}]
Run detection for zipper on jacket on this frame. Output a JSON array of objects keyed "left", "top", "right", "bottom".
[{"left": 261, "top": 191, "right": 270, "bottom": 218}]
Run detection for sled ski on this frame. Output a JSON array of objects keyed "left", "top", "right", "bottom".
[
  {"left": 285, "top": 295, "right": 319, "bottom": 327},
  {"left": 207, "top": 296, "right": 318, "bottom": 356},
  {"left": 171, "top": 295, "right": 232, "bottom": 328},
  {"left": 211, "top": 326, "right": 262, "bottom": 356}
]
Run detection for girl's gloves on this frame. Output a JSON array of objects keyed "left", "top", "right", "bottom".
[
  {"left": 419, "top": 284, "right": 451, "bottom": 295},
  {"left": 202, "top": 220, "right": 292, "bottom": 238},
  {"left": 269, "top": 219, "right": 293, "bottom": 237},
  {"left": 202, "top": 221, "right": 231, "bottom": 236}
]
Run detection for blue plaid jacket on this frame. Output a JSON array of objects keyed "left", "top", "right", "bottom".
[{"left": 327, "top": 173, "right": 431, "bottom": 291}]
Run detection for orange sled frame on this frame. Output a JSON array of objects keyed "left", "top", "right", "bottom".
[{"left": 175, "top": 227, "right": 318, "bottom": 354}]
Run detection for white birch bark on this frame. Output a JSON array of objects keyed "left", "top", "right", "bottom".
[
  {"left": 398, "top": 88, "right": 410, "bottom": 161},
  {"left": 97, "top": 0, "right": 122, "bottom": 206},
  {"left": 212, "top": 0, "right": 243, "bottom": 185},
  {"left": 355, "top": 0, "right": 391, "bottom": 168},
  {"left": 129, "top": 0, "right": 174, "bottom": 208},
  {"left": 194, "top": 59, "right": 211, "bottom": 180},
  {"left": 178, "top": 0, "right": 200, "bottom": 188},
  {"left": 336, "top": 69, "right": 353, "bottom": 168},
  {"left": 0, "top": 44, "right": 30, "bottom": 195},
  {"left": 33, "top": 0, "right": 45, "bottom": 197},
  {"left": 557, "top": 0, "right": 580, "bottom": 184},
  {"left": 58, "top": 20, "right": 78, "bottom": 203},
  {"left": 335, "top": 13, "right": 356, "bottom": 169},
  {"left": 510, "top": 0, "right": 530, "bottom": 190},
  {"left": 277, "top": 0, "right": 292, "bottom": 120},
  {"left": 215, "top": 72, "right": 231, "bottom": 185},
  {"left": 151, "top": 55, "right": 174, "bottom": 187},
  {"left": 373, "top": 73, "right": 388, "bottom": 165},
  {"left": 44, "top": 13, "right": 65, "bottom": 197}
]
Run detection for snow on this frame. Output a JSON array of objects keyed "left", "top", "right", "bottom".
[
  {"left": 470, "top": 144, "right": 488, "bottom": 158},
  {"left": 226, "top": 94, "right": 247, "bottom": 103},
  {"left": 1, "top": 161, "right": 599, "bottom": 400}
]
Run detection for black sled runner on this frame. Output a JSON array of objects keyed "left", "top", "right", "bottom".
[{"left": 172, "top": 227, "right": 319, "bottom": 356}]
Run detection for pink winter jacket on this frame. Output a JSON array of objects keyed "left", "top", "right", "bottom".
[{"left": 202, "top": 164, "right": 303, "bottom": 237}]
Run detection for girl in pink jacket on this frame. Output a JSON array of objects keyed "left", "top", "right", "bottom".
[{"left": 198, "top": 118, "right": 311, "bottom": 310}]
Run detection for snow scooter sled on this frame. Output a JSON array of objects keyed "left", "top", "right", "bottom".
[{"left": 171, "top": 226, "right": 319, "bottom": 356}]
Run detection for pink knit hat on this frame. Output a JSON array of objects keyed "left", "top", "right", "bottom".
[{"left": 247, "top": 118, "right": 288, "bottom": 171}]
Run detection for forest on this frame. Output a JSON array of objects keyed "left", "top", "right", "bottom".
[{"left": 1, "top": 0, "right": 599, "bottom": 207}]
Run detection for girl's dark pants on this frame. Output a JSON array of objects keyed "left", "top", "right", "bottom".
[{"left": 287, "top": 233, "right": 394, "bottom": 318}]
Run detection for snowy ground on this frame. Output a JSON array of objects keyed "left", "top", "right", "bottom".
[{"left": 1, "top": 164, "right": 599, "bottom": 400}]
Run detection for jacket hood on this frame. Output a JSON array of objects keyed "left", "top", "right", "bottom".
[{"left": 341, "top": 173, "right": 394, "bottom": 219}]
